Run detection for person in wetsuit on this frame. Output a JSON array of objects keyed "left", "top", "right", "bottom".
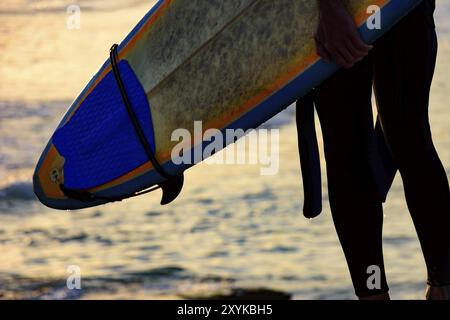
[{"left": 298, "top": 0, "right": 450, "bottom": 299}]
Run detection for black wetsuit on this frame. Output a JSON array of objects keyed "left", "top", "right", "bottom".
[{"left": 297, "top": 0, "right": 450, "bottom": 297}]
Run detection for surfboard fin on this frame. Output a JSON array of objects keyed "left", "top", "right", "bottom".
[{"left": 159, "top": 173, "right": 184, "bottom": 205}]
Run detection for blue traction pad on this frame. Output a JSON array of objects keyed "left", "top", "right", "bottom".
[{"left": 53, "top": 60, "right": 156, "bottom": 190}]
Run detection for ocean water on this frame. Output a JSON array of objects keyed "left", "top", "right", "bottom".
[{"left": 0, "top": 0, "right": 449, "bottom": 300}]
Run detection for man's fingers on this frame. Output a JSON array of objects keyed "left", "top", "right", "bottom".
[
  {"left": 318, "top": 46, "right": 332, "bottom": 63},
  {"left": 314, "top": 27, "right": 369, "bottom": 68},
  {"left": 334, "top": 45, "right": 356, "bottom": 67},
  {"left": 347, "top": 40, "right": 370, "bottom": 59},
  {"left": 349, "top": 30, "right": 373, "bottom": 53},
  {"left": 334, "top": 51, "right": 354, "bottom": 69},
  {"left": 315, "top": 38, "right": 332, "bottom": 62}
]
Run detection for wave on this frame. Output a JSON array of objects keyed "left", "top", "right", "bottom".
[
  {"left": 0, "top": 181, "right": 36, "bottom": 201},
  {"left": 0, "top": 267, "right": 237, "bottom": 299}
]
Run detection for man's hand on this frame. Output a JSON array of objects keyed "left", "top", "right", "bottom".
[{"left": 316, "top": 0, "right": 372, "bottom": 68}]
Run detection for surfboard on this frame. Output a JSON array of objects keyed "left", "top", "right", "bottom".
[{"left": 34, "top": 0, "right": 422, "bottom": 210}]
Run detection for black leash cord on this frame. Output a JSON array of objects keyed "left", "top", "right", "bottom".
[
  {"left": 109, "top": 44, "right": 171, "bottom": 180},
  {"left": 58, "top": 44, "right": 171, "bottom": 202}
]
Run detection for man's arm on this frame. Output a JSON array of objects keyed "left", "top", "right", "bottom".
[{"left": 316, "top": 0, "right": 372, "bottom": 68}]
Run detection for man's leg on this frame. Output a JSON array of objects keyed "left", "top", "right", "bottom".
[
  {"left": 300, "top": 56, "right": 389, "bottom": 297},
  {"left": 374, "top": 0, "right": 450, "bottom": 287}
]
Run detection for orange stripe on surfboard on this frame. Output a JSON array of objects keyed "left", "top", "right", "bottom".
[{"left": 48, "top": 1, "right": 391, "bottom": 197}]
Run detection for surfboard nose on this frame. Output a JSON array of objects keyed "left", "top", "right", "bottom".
[{"left": 52, "top": 60, "right": 156, "bottom": 191}]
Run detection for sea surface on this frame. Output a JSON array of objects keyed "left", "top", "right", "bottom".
[{"left": 0, "top": 0, "right": 449, "bottom": 299}]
